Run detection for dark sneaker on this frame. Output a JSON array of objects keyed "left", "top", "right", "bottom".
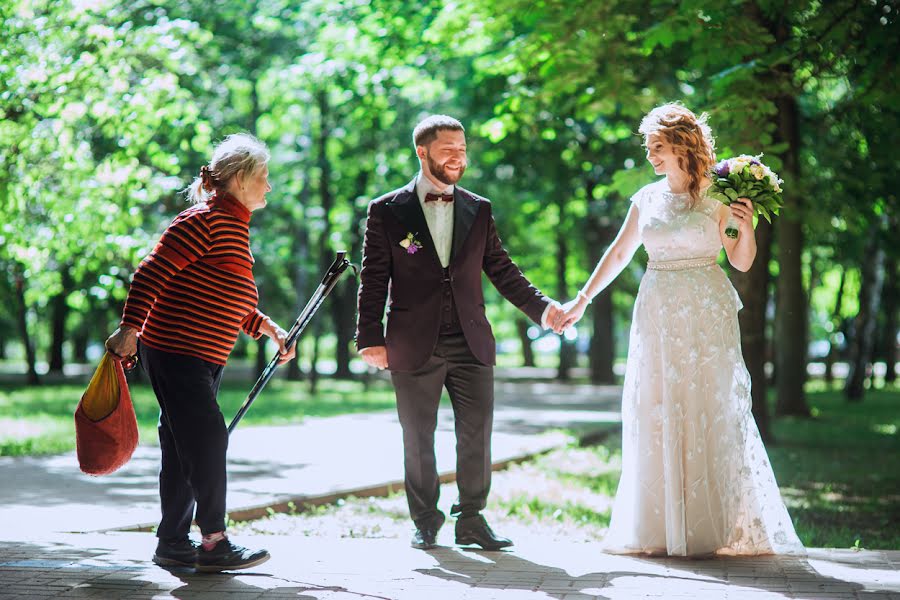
[
  {"left": 152, "top": 536, "right": 198, "bottom": 568},
  {"left": 196, "top": 538, "right": 270, "bottom": 573}
]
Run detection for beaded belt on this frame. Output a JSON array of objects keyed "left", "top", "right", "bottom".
[{"left": 646, "top": 256, "right": 717, "bottom": 271}]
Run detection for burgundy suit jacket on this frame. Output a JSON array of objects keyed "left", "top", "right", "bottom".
[{"left": 355, "top": 177, "right": 550, "bottom": 372}]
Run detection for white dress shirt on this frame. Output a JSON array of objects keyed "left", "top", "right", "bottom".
[{"left": 415, "top": 172, "right": 455, "bottom": 268}]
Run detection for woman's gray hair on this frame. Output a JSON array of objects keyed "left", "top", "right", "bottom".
[{"left": 185, "top": 133, "right": 270, "bottom": 204}]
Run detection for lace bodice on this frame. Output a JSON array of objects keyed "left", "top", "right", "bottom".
[{"left": 632, "top": 180, "right": 723, "bottom": 261}]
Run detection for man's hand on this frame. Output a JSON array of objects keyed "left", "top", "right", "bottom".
[
  {"left": 359, "top": 345, "right": 388, "bottom": 370},
  {"left": 260, "top": 319, "right": 297, "bottom": 365},
  {"left": 105, "top": 326, "right": 138, "bottom": 358},
  {"left": 553, "top": 296, "right": 589, "bottom": 333},
  {"left": 541, "top": 300, "right": 565, "bottom": 335}
]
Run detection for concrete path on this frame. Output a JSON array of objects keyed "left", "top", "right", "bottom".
[
  {"left": 1, "top": 378, "right": 897, "bottom": 599},
  {"left": 0, "top": 532, "right": 897, "bottom": 599},
  {"left": 0, "top": 381, "right": 622, "bottom": 535}
]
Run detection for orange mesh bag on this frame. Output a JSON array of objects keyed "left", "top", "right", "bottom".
[{"left": 74, "top": 352, "right": 139, "bottom": 475}]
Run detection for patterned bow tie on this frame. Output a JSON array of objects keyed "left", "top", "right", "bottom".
[{"left": 425, "top": 192, "right": 454, "bottom": 203}]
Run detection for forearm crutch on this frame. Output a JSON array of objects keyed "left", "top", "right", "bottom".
[{"left": 228, "top": 251, "right": 355, "bottom": 434}]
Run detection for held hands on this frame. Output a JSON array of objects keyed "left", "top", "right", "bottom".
[
  {"left": 260, "top": 319, "right": 297, "bottom": 365},
  {"left": 105, "top": 326, "right": 138, "bottom": 359},
  {"left": 359, "top": 345, "right": 388, "bottom": 370},
  {"left": 551, "top": 295, "right": 589, "bottom": 334}
]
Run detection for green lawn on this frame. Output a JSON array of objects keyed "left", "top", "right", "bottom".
[
  {"left": 766, "top": 386, "right": 900, "bottom": 550},
  {"left": 0, "top": 376, "right": 396, "bottom": 457}
]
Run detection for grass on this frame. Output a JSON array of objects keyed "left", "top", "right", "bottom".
[
  {"left": 0, "top": 376, "right": 396, "bottom": 457},
  {"left": 766, "top": 385, "right": 900, "bottom": 550}
]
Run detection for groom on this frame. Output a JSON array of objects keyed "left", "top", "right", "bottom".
[{"left": 355, "top": 115, "right": 561, "bottom": 550}]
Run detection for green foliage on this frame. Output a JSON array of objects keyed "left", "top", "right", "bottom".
[
  {"left": 0, "top": 0, "right": 896, "bottom": 379},
  {"left": 767, "top": 387, "right": 900, "bottom": 549}
]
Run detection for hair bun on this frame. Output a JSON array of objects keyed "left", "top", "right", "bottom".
[{"left": 199, "top": 165, "right": 214, "bottom": 191}]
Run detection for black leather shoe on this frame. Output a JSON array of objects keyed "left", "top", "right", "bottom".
[
  {"left": 411, "top": 513, "right": 445, "bottom": 550},
  {"left": 152, "top": 536, "right": 198, "bottom": 568},
  {"left": 455, "top": 515, "right": 513, "bottom": 550},
  {"left": 196, "top": 538, "right": 270, "bottom": 573}
]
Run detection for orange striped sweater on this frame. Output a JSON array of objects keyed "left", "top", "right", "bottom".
[{"left": 120, "top": 192, "right": 269, "bottom": 365}]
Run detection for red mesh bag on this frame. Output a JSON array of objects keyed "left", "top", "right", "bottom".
[{"left": 74, "top": 352, "right": 139, "bottom": 475}]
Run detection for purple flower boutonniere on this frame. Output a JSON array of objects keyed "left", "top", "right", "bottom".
[{"left": 399, "top": 232, "right": 423, "bottom": 255}]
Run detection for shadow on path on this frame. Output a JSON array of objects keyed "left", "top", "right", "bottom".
[{"left": 418, "top": 545, "right": 888, "bottom": 599}]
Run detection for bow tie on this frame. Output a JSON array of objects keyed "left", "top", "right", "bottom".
[{"left": 425, "top": 192, "right": 454, "bottom": 203}]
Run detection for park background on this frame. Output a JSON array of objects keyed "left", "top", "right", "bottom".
[{"left": 1, "top": 0, "right": 897, "bottom": 550}]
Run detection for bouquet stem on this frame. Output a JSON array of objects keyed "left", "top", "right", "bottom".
[{"left": 725, "top": 215, "right": 739, "bottom": 239}]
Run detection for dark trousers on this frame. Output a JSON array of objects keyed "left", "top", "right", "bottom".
[
  {"left": 390, "top": 333, "right": 494, "bottom": 528},
  {"left": 139, "top": 342, "right": 227, "bottom": 538}
]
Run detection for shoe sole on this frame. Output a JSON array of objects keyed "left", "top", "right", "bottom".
[
  {"left": 195, "top": 553, "right": 270, "bottom": 573},
  {"left": 411, "top": 542, "right": 438, "bottom": 550},
  {"left": 152, "top": 555, "right": 196, "bottom": 568},
  {"left": 455, "top": 537, "right": 513, "bottom": 551}
]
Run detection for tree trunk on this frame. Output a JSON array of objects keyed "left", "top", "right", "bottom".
[
  {"left": 13, "top": 267, "right": 39, "bottom": 385},
  {"left": 824, "top": 266, "right": 846, "bottom": 386},
  {"left": 881, "top": 254, "right": 898, "bottom": 385},
  {"left": 555, "top": 220, "right": 574, "bottom": 380},
  {"left": 516, "top": 318, "right": 535, "bottom": 367},
  {"left": 48, "top": 266, "right": 73, "bottom": 374},
  {"left": 331, "top": 280, "right": 355, "bottom": 379},
  {"left": 309, "top": 328, "right": 321, "bottom": 394},
  {"left": 730, "top": 219, "right": 774, "bottom": 442},
  {"left": 773, "top": 95, "right": 809, "bottom": 417},
  {"left": 845, "top": 221, "right": 887, "bottom": 401},
  {"left": 288, "top": 179, "right": 312, "bottom": 382},
  {"left": 589, "top": 289, "right": 615, "bottom": 384},
  {"left": 588, "top": 220, "right": 617, "bottom": 384}
]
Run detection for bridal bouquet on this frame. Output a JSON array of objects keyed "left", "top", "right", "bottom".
[{"left": 709, "top": 154, "right": 784, "bottom": 238}]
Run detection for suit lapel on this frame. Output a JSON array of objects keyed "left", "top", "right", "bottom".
[
  {"left": 387, "top": 177, "right": 442, "bottom": 269},
  {"left": 451, "top": 187, "right": 479, "bottom": 264}
]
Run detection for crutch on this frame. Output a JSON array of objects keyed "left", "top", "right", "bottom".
[{"left": 227, "top": 251, "right": 355, "bottom": 434}]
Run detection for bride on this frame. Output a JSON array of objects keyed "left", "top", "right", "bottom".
[{"left": 553, "top": 103, "right": 804, "bottom": 556}]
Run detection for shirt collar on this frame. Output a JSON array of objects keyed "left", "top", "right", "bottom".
[
  {"left": 209, "top": 190, "right": 252, "bottom": 223},
  {"left": 415, "top": 171, "right": 454, "bottom": 205}
]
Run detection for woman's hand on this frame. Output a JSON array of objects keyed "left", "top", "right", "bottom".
[
  {"left": 551, "top": 296, "right": 589, "bottom": 333},
  {"left": 105, "top": 326, "right": 139, "bottom": 358},
  {"left": 730, "top": 197, "right": 754, "bottom": 235},
  {"left": 261, "top": 320, "right": 296, "bottom": 365}
]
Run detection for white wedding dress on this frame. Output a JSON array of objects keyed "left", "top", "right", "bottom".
[{"left": 601, "top": 180, "right": 805, "bottom": 556}]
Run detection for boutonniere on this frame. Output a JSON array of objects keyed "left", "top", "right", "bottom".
[{"left": 399, "top": 232, "right": 423, "bottom": 255}]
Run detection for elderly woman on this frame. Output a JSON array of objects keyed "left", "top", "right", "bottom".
[{"left": 106, "top": 133, "right": 295, "bottom": 572}]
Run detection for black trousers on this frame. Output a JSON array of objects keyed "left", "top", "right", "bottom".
[
  {"left": 390, "top": 333, "right": 494, "bottom": 528},
  {"left": 139, "top": 342, "right": 227, "bottom": 538}
]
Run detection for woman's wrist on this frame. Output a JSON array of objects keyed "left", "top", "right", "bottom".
[{"left": 577, "top": 289, "right": 592, "bottom": 305}]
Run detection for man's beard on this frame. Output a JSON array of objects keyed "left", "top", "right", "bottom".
[{"left": 426, "top": 153, "right": 466, "bottom": 186}]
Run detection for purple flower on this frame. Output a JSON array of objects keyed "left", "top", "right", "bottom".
[
  {"left": 715, "top": 160, "right": 730, "bottom": 177},
  {"left": 407, "top": 245, "right": 418, "bottom": 255},
  {"left": 750, "top": 157, "right": 761, "bottom": 166}
]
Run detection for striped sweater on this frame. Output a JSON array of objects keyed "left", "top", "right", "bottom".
[{"left": 120, "top": 192, "right": 269, "bottom": 365}]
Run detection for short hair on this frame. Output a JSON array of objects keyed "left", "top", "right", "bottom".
[
  {"left": 186, "top": 133, "right": 270, "bottom": 204},
  {"left": 412, "top": 115, "right": 465, "bottom": 148}
]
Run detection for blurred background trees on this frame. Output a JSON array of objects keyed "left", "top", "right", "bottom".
[{"left": 2, "top": 0, "right": 897, "bottom": 436}]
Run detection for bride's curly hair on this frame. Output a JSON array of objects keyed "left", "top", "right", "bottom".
[{"left": 639, "top": 103, "right": 716, "bottom": 207}]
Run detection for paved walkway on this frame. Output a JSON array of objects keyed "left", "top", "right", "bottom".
[
  {"left": 0, "top": 381, "right": 622, "bottom": 535},
  {"left": 1, "top": 379, "right": 898, "bottom": 599},
  {"left": 0, "top": 533, "right": 897, "bottom": 599}
]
